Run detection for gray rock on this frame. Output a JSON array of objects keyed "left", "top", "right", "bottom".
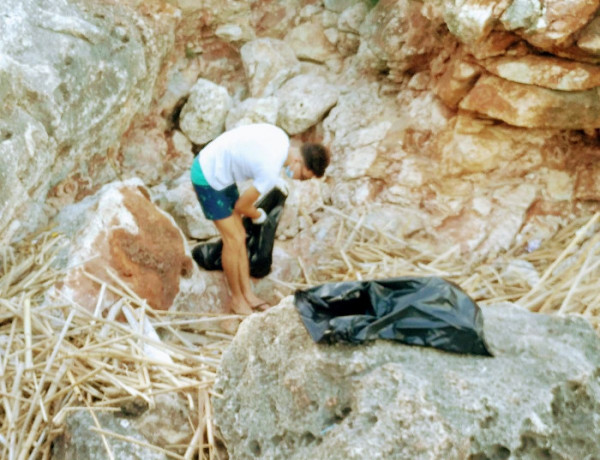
[
  {"left": 213, "top": 300, "right": 600, "bottom": 459},
  {"left": 0, "top": 0, "right": 176, "bottom": 244},
  {"left": 240, "top": 38, "right": 301, "bottom": 98},
  {"left": 179, "top": 78, "right": 232, "bottom": 145},
  {"left": 225, "top": 97, "right": 280, "bottom": 130},
  {"left": 276, "top": 75, "right": 339, "bottom": 134},
  {"left": 52, "top": 410, "right": 167, "bottom": 460}
]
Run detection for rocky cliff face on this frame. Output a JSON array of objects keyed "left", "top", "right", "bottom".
[{"left": 3, "top": 0, "right": 600, "bottom": 320}]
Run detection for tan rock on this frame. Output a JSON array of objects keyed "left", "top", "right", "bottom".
[
  {"left": 574, "top": 160, "right": 600, "bottom": 200},
  {"left": 434, "top": 55, "right": 482, "bottom": 108},
  {"left": 444, "top": 0, "right": 511, "bottom": 44},
  {"left": 482, "top": 54, "right": 600, "bottom": 90},
  {"left": 577, "top": 17, "right": 600, "bottom": 54},
  {"left": 54, "top": 179, "right": 197, "bottom": 314},
  {"left": 435, "top": 115, "right": 546, "bottom": 175},
  {"left": 285, "top": 20, "right": 339, "bottom": 63},
  {"left": 462, "top": 31, "right": 521, "bottom": 59},
  {"left": 504, "top": 0, "right": 600, "bottom": 48},
  {"left": 459, "top": 74, "right": 600, "bottom": 129}
]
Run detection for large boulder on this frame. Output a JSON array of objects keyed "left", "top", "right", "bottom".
[
  {"left": 0, "top": 0, "right": 177, "bottom": 244},
  {"left": 49, "top": 178, "right": 210, "bottom": 314},
  {"left": 213, "top": 300, "right": 600, "bottom": 459},
  {"left": 276, "top": 75, "right": 339, "bottom": 135},
  {"left": 459, "top": 74, "right": 600, "bottom": 129},
  {"left": 179, "top": 78, "right": 233, "bottom": 145},
  {"left": 240, "top": 38, "right": 301, "bottom": 98}
]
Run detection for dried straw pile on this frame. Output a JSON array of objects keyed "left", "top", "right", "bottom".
[
  {"left": 1, "top": 211, "right": 599, "bottom": 459},
  {"left": 0, "top": 232, "right": 236, "bottom": 460}
]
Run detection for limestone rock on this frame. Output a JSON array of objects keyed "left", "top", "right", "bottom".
[
  {"left": 0, "top": 0, "right": 177, "bottom": 244},
  {"left": 50, "top": 178, "right": 208, "bottom": 315},
  {"left": 179, "top": 79, "right": 232, "bottom": 145},
  {"left": 276, "top": 75, "right": 339, "bottom": 135},
  {"left": 240, "top": 38, "right": 301, "bottom": 98},
  {"left": 359, "top": 0, "right": 446, "bottom": 78},
  {"left": 285, "top": 21, "right": 339, "bottom": 63},
  {"left": 132, "top": 393, "right": 193, "bottom": 447},
  {"left": 151, "top": 173, "right": 220, "bottom": 241},
  {"left": 225, "top": 97, "right": 280, "bottom": 130},
  {"left": 501, "top": 0, "right": 600, "bottom": 49},
  {"left": 459, "top": 74, "right": 600, "bottom": 129},
  {"left": 214, "top": 301, "right": 600, "bottom": 459},
  {"left": 337, "top": 3, "right": 369, "bottom": 33},
  {"left": 443, "top": 0, "right": 507, "bottom": 44},
  {"left": 276, "top": 179, "right": 325, "bottom": 239},
  {"left": 52, "top": 411, "right": 167, "bottom": 460},
  {"left": 577, "top": 17, "right": 600, "bottom": 54},
  {"left": 482, "top": 54, "right": 600, "bottom": 91}
]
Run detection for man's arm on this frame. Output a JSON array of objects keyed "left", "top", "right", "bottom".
[{"left": 234, "top": 185, "right": 261, "bottom": 219}]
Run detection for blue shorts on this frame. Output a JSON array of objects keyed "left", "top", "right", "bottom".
[
  {"left": 193, "top": 182, "right": 240, "bottom": 221},
  {"left": 191, "top": 160, "right": 239, "bottom": 220}
]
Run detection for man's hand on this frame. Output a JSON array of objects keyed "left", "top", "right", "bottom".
[{"left": 252, "top": 208, "right": 267, "bottom": 225}]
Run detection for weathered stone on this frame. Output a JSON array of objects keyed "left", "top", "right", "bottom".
[
  {"left": 53, "top": 411, "right": 167, "bottom": 460},
  {"left": 50, "top": 178, "right": 208, "bottom": 314},
  {"left": 240, "top": 38, "right": 301, "bottom": 97},
  {"left": 225, "top": 97, "right": 280, "bottom": 130},
  {"left": 337, "top": 2, "right": 369, "bottom": 33},
  {"left": 277, "top": 179, "right": 325, "bottom": 239},
  {"left": 433, "top": 55, "right": 482, "bottom": 108},
  {"left": 459, "top": 74, "right": 600, "bottom": 129},
  {"left": 359, "top": 0, "right": 446, "bottom": 75},
  {"left": 285, "top": 21, "right": 339, "bottom": 63},
  {"left": 577, "top": 17, "right": 600, "bottom": 54},
  {"left": 435, "top": 115, "right": 547, "bottom": 175},
  {"left": 502, "top": 0, "right": 600, "bottom": 48},
  {"left": 132, "top": 393, "right": 193, "bottom": 447},
  {"left": 444, "top": 0, "right": 509, "bottom": 44},
  {"left": 179, "top": 78, "right": 232, "bottom": 145},
  {"left": 574, "top": 160, "right": 600, "bottom": 201},
  {"left": 276, "top": 75, "right": 339, "bottom": 134},
  {"left": 324, "top": 0, "right": 362, "bottom": 13},
  {"left": 482, "top": 54, "right": 600, "bottom": 90},
  {"left": 151, "top": 173, "right": 220, "bottom": 241},
  {"left": 214, "top": 301, "right": 600, "bottom": 460},
  {"left": 0, "top": 0, "right": 177, "bottom": 244}
]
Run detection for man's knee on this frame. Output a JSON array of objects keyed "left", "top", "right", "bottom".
[{"left": 221, "top": 227, "right": 246, "bottom": 248}]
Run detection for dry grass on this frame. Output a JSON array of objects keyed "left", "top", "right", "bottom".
[
  {"left": 1, "top": 210, "right": 600, "bottom": 459},
  {"left": 0, "top": 232, "right": 235, "bottom": 460}
]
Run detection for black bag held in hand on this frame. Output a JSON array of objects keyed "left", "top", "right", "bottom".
[
  {"left": 192, "top": 188, "right": 287, "bottom": 278},
  {"left": 294, "top": 277, "right": 492, "bottom": 356}
]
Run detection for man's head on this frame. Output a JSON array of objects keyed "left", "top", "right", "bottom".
[{"left": 286, "top": 142, "right": 330, "bottom": 180}]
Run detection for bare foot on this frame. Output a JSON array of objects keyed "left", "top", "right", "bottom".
[
  {"left": 227, "top": 296, "right": 253, "bottom": 315},
  {"left": 244, "top": 293, "right": 269, "bottom": 311}
]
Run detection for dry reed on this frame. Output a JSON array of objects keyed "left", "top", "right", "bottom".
[{"left": 1, "top": 210, "right": 599, "bottom": 458}]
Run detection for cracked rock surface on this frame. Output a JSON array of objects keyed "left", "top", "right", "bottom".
[{"left": 213, "top": 299, "right": 600, "bottom": 460}]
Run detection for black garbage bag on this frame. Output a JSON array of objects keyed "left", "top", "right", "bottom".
[
  {"left": 192, "top": 187, "right": 287, "bottom": 278},
  {"left": 294, "top": 277, "right": 492, "bottom": 356}
]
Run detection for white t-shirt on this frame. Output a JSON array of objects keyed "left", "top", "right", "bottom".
[{"left": 198, "top": 123, "right": 289, "bottom": 194}]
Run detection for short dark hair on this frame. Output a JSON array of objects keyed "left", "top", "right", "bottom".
[{"left": 301, "top": 143, "right": 330, "bottom": 178}]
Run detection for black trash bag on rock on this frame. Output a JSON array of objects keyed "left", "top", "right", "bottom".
[
  {"left": 191, "top": 188, "right": 287, "bottom": 278},
  {"left": 294, "top": 277, "right": 492, "bottom": 356}
]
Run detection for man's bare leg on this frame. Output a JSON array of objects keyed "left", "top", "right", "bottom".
[
  {"left": 232, "top": 212, "right": 268, "bottom": 309},
  {"left": 214, "top": 216, "right": 253, "bottom": 315}
]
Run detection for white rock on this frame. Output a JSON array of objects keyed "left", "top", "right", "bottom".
[
  {"left": 179, "top": 78, "right": 232, "bottom": 144},
  {"left": 226, "top": 97, "right": 279, "bottom": 130},
  {"left": 240, "top": 38, "right": 301, "bottom": 97},
  {"left": 276, "top": 75, "right": 339, "bottom": 135}
]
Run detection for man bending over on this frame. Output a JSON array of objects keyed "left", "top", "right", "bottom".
[{"left": 190, "top": 123, "right": 330, "bottom": 315}]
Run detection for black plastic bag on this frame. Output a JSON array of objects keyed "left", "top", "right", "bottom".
[
  {"left": 294, "top": 277, "right": 492, "bottom": 356},
  {"left": 192, "top": 188, "right": 287, "bottom": 278}
]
